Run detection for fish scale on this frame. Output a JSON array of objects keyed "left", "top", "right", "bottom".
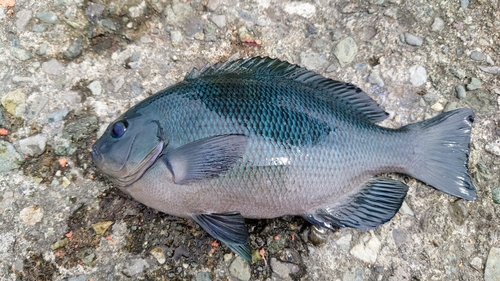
[{"left": 92, "top": 57, "right": 476, "bottom": 261}]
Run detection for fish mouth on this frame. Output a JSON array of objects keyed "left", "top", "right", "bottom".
[{"left": 110, "top": 139, "right": 164, "bottom": 186}]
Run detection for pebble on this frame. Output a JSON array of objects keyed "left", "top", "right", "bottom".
[
  {"left": 326, "top": 64, "right": 337, "bottom": 73},
  {"left": 195, "top": 272, "right": 212, "bottom": 281},
  {"left": 350, "top": 232, "right": 381, "bottom": 263},
  {"left": 456, "top": 85, "right": 466, "bottom": 99},
  {"left": 206, "top": 0, "right": 220, "bottom": 11},
  {"left": 392, "top": 229, "right": 411, "bottom": 246},
  {"left": 64, "top": 37, "right": 83, "bottom": 60},
  {"left": 62, "top": 275, "right": 86, "bottom": 281},
  {"left": 399, "top": 201, "right": 415, "bottom": 216},
  {"left": 38, "top": 44, "right": 48, "bottom": 56},
  {"left": 100, "top": 18, "right": 116, "bottom": 31},
  {"left": 51, "top": 238, "right": 69, "bottom": 250},
  {"left": 87, "top": 80, "right": 102, "bottom": 96},
  {"left": 86, "top": 3, "right": 104, "bottom": 23},
  {"left": 204, "top": 23, "right": 217, "bottom": 42},
  {"left": 492, "top": 187, "right": 500, "bottom": 204},
  {"left": 184, "top": 18, "right": 204, "bottom": 37},
  {"left": 129, "top": 1, "right": 146, "bottom": 18},
  {"left": 409, "top": 65, "right": 427, "bottom": 87},
  {"left": 431, "top": 102, "right": 444, "bottom": 112},
  {"left": 444, "top": 101, "right": 458, "bottom": 112},
  {"left": 431, "top": 17, "right": 444, "bottom": 32},
  {"left": 13, "top": 48, "right": 31, "bottom": 61},
  {"left": 170, "top": 30, "right": 183, "bottom": 46},
  {"left": 36, "top": 11, "right": 59, "bottom": 24},
  {"left": 368, "top": 71, "right": 384, "bottom": 87},
  {"left": 478, "top": 65, "right": 500, "bottom": 75},
  {"left": 54, "top": 136, "right": 77, "bottom": 156},
  {"left": 18, "top": 134, "right": 47, "bottom": 157},
  {"left": 92, "top": 221, "right": 113, "bottom": 235},
  {"left": 33, "top": 24, "right": 48, "bottom": 33},
  {"left": 300, "top": 52, "right": 327, "bottom": 70},
  {"left": 210, "top": 15, "right": 226, "bottom": 28},
  {"left": 0, "top": 140, "right": 24, "bottom": 173},
  {"left": 64, "top": 116, "right": 98, "bottom": 142},
  {"left": 449, "top": 67, "right": 466, "bottom": 79},
  {"left": 308, "top": 225, "right": 329, "bottom": 245},
  {"left": 150, "top": 247, "right": 166, "bottom": 264},
  {"left": 229, "top": 256, "right": 250, "bottom": 281},
  {"left": 484, "top": 247, "right": 500, "bottom": 281},
  {"left": 19, "top": 205, "right": 44, "bottom": 226},
  {"left": 469, "top": 256, "right": 483, "bottom": 271},
  {"left": 130, "top": 82, "right": 143, "bottom": 95},
  {"left": 335, "top": 234, "right": 352, "bottom": 251},
  {"left": 283, "top": 2, "right": 317, "bottom": 19},
  {"left": 122, "top": 259, "right": 149, "bottom": 277},
  {"left": 466, "top": 77, "right": 482, "bottom": 91},
  {"left": 270, "top": 258, "right": 291, "bottom": 279},
  {"left": 15, "top": 9, "right": 32, "bottom": 31},
  {"left": 1, "top": 88, "right": 27, "bottom": 117},
  {"left": 41, "top": 58, "right": 64, "bottom": 75},
  {"left": 485, "top": 140, "right": 500, "bottom": 156},
  {"left": 45, "top": 108, "right": 69, "bottom": 123},
  {"left": 470, "top": 51, "right": 485, "bottom": 61},
  {"left": 405, "top": 33, "right": 423, "bottom": 46},
  {"left": 460, "top": 0, "right": 469, "bottom": 9},
  {"left": 333, "top": 37, "right": 358, "bottom": 66}
]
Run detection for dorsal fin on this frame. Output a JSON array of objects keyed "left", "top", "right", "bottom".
[{"left": 185, "top": 57, "right": 389, "bottom": 123}]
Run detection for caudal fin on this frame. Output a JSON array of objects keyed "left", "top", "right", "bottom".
[{"left": 406, "top": 108, "right": 476, "bottom": 200}]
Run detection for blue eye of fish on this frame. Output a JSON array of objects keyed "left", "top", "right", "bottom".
[{"left": 111, "top": 120, "right": 128, "bottom": 138}]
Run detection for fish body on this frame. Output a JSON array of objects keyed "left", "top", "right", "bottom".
[{"left": 92, "top": 57, "right": 476, "bottom": 261}]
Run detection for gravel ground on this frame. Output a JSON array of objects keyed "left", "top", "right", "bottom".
[{"left": 1, "top": 0, "right": 499, "bottom": 280}]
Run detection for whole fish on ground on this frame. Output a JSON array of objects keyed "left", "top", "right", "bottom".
[{"left": 91, "top": 57, "right": 476, "bottom": 261}]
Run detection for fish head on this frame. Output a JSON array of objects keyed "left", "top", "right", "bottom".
[{"left": 91, "top": 112, "right": 165, "bottom": 186}]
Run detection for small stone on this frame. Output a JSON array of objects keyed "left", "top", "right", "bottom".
[
  {"left": 41, "top": 58, "right": 64, "bottom": 75},
  {"left": 460, "top": 0, "right": 469, "bottom": 9},
  {"left": 308, "top": 225, "right": 328, "bottom": 245},
  {"left": 1, "top": 88, "right": 26, "bottom": 117},
  {"left": 335, "top": 234, "right": 352, "bottom": 251},
  {"left": 229, "top": 256, "right": 250, "bottom": 281},
  {"left": 100, "top": 18, "right": 116, "bottom": 31},
  {"left": 470, "top": 51, "right": 485, "bottom": 61},
  {"left": 64, "top": 37, "right": 83, "bottom": 60},
  {"left": 184, "top": 18, "right": 204, "bottom": 37},
  {"left": 130, "top": 82, "right": 143, "bottom": 95},
  {"left": 431, "top": 17, "right": 444, "bottom": 32},
  {"left": 12, "top": 48, "right": 31, "bottom": 61},
  {"left": 54, "top": 136, "right": 77, "bottom": 156},
  {"left": 431, "top": 102, "right": 444, "bottom": 112},
  {"left": 38, "top": 43, "right": 48, "bottom": 55},
  {"left": 18, "top": 134, "right": 47, "bottom": 157},
  {"left": 92, "top": 221, "right": 113, "bottom": 235},
  {"left": 86, "top": 3, "right": 104, "bottom": 22},
  {"left": 19, "top": 205, "right": 44, "bottom": 226},
  {"left": 300, "top": 52, "right": 327, "bottom": 70},
  {"left": 449, "top": 68, "right": 466, "bottom": 79},
  {"left": 492, "top": 188, "right": 500, "bottom": 204},
  {"left": 478, "top": 65, "right": 500, "bottom": 75},
  {"left": 87, "top": 80, "right": 102, "bottom": 96},
  {"left": 350, "top": 232, "right": 381, "bottom": 263},
  {"left": 485, "top": 247, "right": 500, "bottom": 281},
  {"left": 33, "top": 24, "right": 48, "bottom": 33},
  {"left": 470, "top": 256, "right": 483, "bottom": 271},
  {"left": 325, "top": 64, "right": 337, "bottom": 73},
  {"left": 333, "top": 37, "right": 358, "bottom": 66},
  {"left": 392, "top": 229, "right": 411, "bottom": 246},
  {"left": 466, "top": 77, "right": 482, "bottom": 91},
  {"left": 404, "top": 33, "right": 423, "bottom": 46},
  {"left": 195, "top": 272, "right": 212, "bottom": 281},
  {"left": 210, "top": 15, "right": 226, "bottom": 29},
  {"left": 485, "top": 140, "right": 500, "bottom": 156},
  {"left": 150, "top": 247, "right": 166, "bottom": 264},
  {"left": 283, "top": 2, "right": 316, "bottom": 19},
  {"left": 444, "top": 101, "right": 458, "bottom": 112},
  {"left": 129, "top": 1, "right": 146, "bottom": 18},
  {"left": 399, "top": 201, "right": 415, "bottom": 216},
  {"left": 342, "top": 267, "right": 363, "bottom": 281},
  {"left": 62, "top": 274, "right": 86, "bottom": 281},
  {"left": 206, "top": 0, "right": 220, "bottom": 11},
  {"left": 0, "top": 140, "right": 24, "bottom": 172},
  {"left": 409, "top": 65, "right": 427, "bottom": 87},
  {"left": 456, "top": 85, "right": 466, "bottom": 99},
  {"left": 368, "top": 71, "right": 384, "bottom": 87},
  {"left": 81, "top": 253, "right": 95, "bottom": 266},
  {"left": 36, "top": 11, "right": 59, "bottom": 24},
  {"left": 112, "top": 75, "right": 125, "bottom": 92},
  {"left": 170, "top": 30, "right": 183, "bottom": 46},
  {"left": 270, "top": 258, "right": 291, "bottom": 279},
  {"left": 51, "top": 238, "right": 69, "bottom": 250},
  {"left": 16, "top": 9, "right": 32, "bottom": 31},
  {"left": 122, "top": 259, "right": 149, "bottom": 277},
  {"left": 45, "top": 108, "right": 69, "bottom": 123}
]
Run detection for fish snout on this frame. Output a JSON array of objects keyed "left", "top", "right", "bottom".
[{"left": 91, "top": 143, "right": 103, "bottom": 162}]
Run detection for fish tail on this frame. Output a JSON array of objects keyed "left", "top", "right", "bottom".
[{"left": 405, "top": 108, "right": 476, "bottom": 200}]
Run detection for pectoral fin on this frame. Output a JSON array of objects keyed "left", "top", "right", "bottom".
[
  {"left": 304, "top": 178, "right": 409, "bottom": 230},
  {"left": 192, "top": 212, "right": 251, "bottom": 261},
  {"left": 163, "top": 134, "right": 248, "bottom": 184}
]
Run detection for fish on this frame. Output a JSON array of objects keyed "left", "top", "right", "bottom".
[{"left": 91, "top": 57, "right": 476, "bottom": 261}]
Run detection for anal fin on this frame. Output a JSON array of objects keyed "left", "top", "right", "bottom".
[{"left": 304, "top": 178, "right": 409, "bottom": 230}]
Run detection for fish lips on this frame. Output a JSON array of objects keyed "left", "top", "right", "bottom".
[{"left": 92, "top": 139, "right": 165, "bottom": 186}]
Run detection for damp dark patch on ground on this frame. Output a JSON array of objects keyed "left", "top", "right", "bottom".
[{"left": 14, "top": 253, "right": 59, "bottom": 281}]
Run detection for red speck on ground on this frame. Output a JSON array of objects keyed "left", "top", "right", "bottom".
[{"left": 0, "top": 128, "right": 8, "bottom": 136}]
